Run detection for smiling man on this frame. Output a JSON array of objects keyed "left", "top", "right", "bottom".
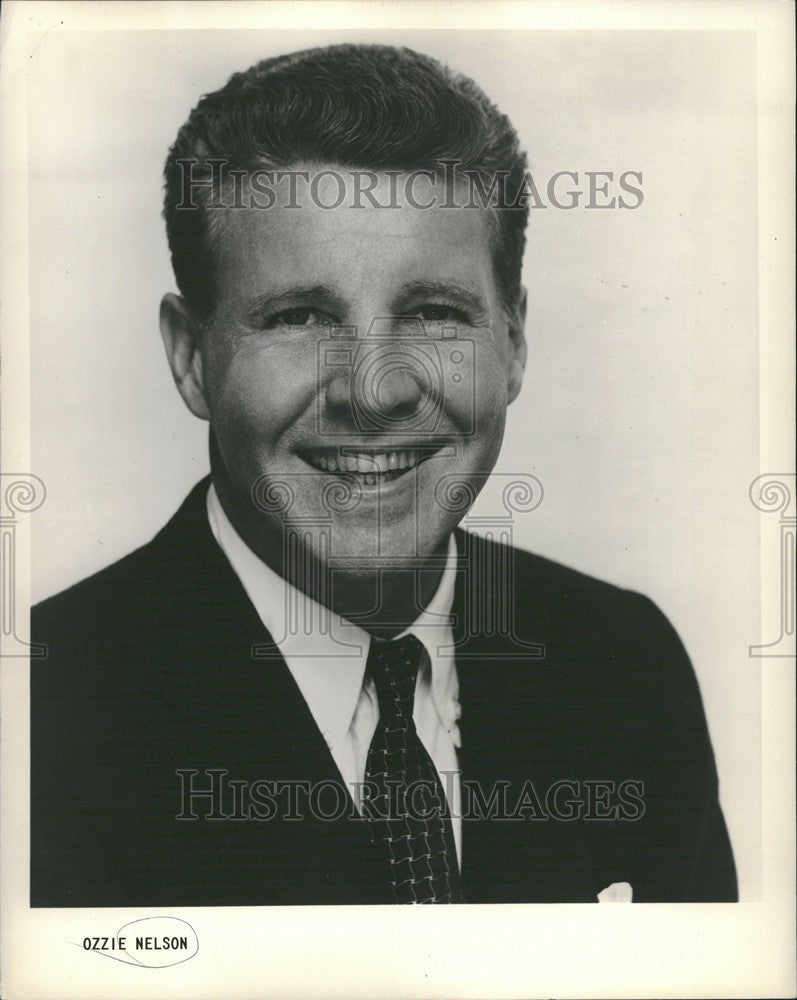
[{"left": 31, "top": 44, "right": 737, "bottom": 906}]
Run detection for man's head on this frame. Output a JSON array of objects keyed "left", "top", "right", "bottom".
[
  {"left": 159, "top": 44, "right": 529, "bottom": 609},
  {"left": 164, "top": 44, "right": 528, "bottom": 323}
]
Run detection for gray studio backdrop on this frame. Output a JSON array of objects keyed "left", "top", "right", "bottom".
[{"left": 28, "top": 29, "right": 759, "bottom": 895}]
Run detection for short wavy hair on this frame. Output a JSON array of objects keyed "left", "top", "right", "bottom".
[{"left": 163, "top": 44, "right": 528, "bottom": 322}]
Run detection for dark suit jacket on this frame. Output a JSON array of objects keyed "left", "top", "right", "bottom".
[{"left": 31, "top": 478, "right": 737, "bottom": 905}]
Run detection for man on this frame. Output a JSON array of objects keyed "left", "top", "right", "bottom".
[{"left": 30, "top": 44, "right": 737, "bottom": 905}]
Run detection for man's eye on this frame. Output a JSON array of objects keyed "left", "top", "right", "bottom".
[
  {"left": 414, "top": 304, "right": 469, "bottom": 323},
  {"left": 266, "top": 308, "right": 329, "bottom": 329}
]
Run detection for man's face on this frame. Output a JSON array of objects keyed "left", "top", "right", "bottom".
[{"left": 165, "top": 166, "right": 526, "bottom": 577}]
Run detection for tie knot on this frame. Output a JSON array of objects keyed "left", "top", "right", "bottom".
[{"left": 366, "top": 633, "right": 425, "bottom": 719}]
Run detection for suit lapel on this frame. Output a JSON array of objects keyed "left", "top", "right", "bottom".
[
  {"left": 152, "top": 479, "right": 391, "bottom": 903},
  {"left": 452, "top": 529, "right": 597, "bottom": 902}
]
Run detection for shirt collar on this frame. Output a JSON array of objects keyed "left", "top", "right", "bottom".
[
  {"left": 395, "top": 535, "right": 459, "bottom": 727},
  {"left": 206, "top": 483, "right": 458, "bottom": 751}
]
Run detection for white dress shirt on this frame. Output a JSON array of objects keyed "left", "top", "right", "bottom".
[{"left": 206, "top": 484, "right": 463, "bottom": 865}]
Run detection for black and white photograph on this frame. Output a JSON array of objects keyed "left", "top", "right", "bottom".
[{"left": 1, "top": 2, "right": 794, "bottom": 998}]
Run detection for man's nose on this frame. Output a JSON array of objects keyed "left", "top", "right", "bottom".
[{"left": 325, "top": 351, "right": 424, "bottom": 424}]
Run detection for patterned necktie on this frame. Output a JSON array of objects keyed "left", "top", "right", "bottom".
[{"left": 363, "top": 633, "right": 463, "bottom": 904}]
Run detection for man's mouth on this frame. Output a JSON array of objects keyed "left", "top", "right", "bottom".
[{"left": 300, "top": 447, "right": 441, "bottom": 486}]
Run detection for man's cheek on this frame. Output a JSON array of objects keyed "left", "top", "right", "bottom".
[
  {"left": 211, "top": 369, "right": 292, "bottom": 443},
  {"left": 212, "top": 403, "right": 277, "bottom": 482},
  {"left": 472, "top": 372, "right": 508, "bottom": 441},
  {"left": 472, "top": 338, "right": 510, "bottom": 395}
]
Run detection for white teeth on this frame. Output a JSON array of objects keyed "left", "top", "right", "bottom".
[{"left": 307, "top": 449, "right": 425, "bottom": 475}]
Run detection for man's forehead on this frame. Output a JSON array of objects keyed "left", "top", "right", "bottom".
[
  {"left": 214, "top": 164, "right": 498, "bottom": 295},
  {"left": 224, "top": 164, "right": 493, "bottom": 232}
]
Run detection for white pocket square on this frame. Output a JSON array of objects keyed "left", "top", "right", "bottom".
[{"left": 597, "top": 881, "right": 633, "bottom": 902}]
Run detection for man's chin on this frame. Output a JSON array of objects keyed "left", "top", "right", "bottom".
[
  {"left": 316, "top": 535, "right": 452, "bottom": 632},
  {"left": 322, "top": 519, "right": 452, "bottom": 566}
]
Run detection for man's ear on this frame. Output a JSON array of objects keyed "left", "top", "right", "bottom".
[
  {"left": 159, "top": 293, "right": 211, "bottom": 421},
  {"left": 506, "top": 286, "right": 528, "bottom": 405}
]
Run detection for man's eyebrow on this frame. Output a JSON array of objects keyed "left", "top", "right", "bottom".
[
  {"left": 395, "top": 280, "right": 489, "bottom": 316},
  {"left": 244, "top": 284, "right": 344, "bottom": 326},
  {"left": 242, "top": 280, "right": 491, "bottom": 327}
]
